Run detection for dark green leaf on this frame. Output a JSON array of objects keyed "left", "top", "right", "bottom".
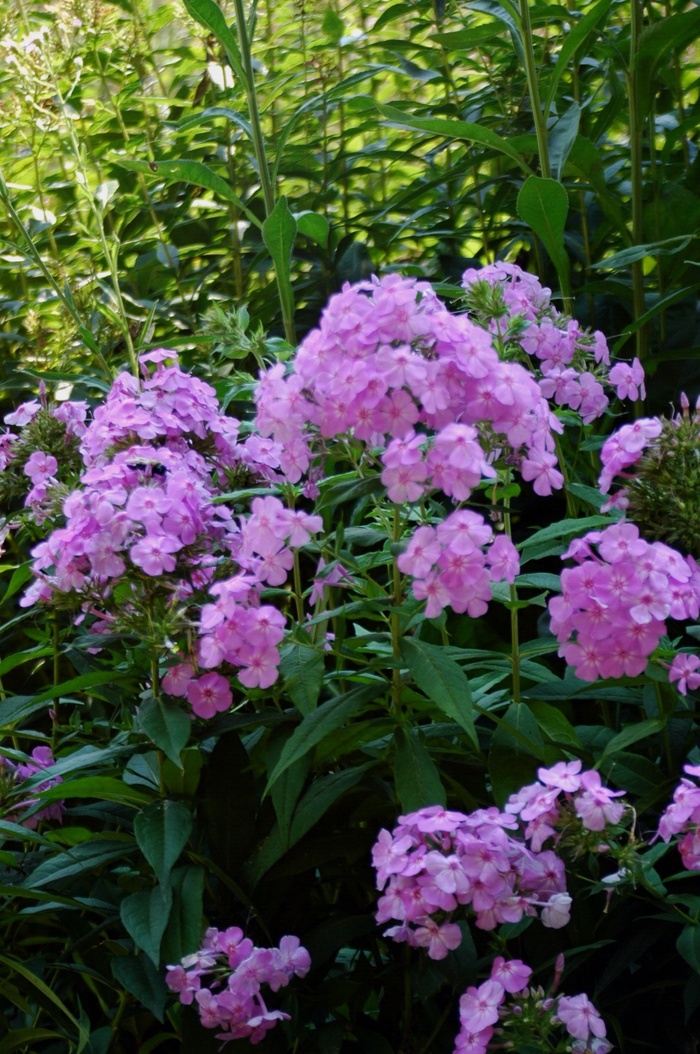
[
  {"left": 117, "top": 159, "right": 261, "bottom": 229},
  {"left": 134, "top": 800, "right": 193, "bottom": 889},
  {"left": 137, "top": 694, "right": 191, "bottom": 767},
  {"left": 111, "top": 955, "right": 167, "bottom": 1021},
  {"left": 393, "top": 726, "right": 445, "bottom": 811},
  {"left": 120, "top": 885, "right": 173, "bottom": 965},
  {"left": 264, "top": 682, "right": 381, "bottom": 793},
  {"left": 517, "top": 176, "right": 569, "bottom": 281},
  {"left": 400, "top": 638, "right": 477, "bottom": 747}
]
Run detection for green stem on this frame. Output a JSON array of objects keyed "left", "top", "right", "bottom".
[
  {"left": 391, "top": 506, "right": 404, "bottom": 716},
  {"left": 502, "top": 486, "right": 520, "bottom": 704},
  {"left": 520, "top": 0, "right": 550, "bottom": 179},
  {"left": 628, "top": 0, "right": 648, "bottom": 365},
  {"left": 231, "top": 0, "right": 296, "bottom": 345}
]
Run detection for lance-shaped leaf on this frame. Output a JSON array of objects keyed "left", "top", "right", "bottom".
[
  {"left": 134, "top": 800, "right": 192, "bottom": 889},
  {"left": 400, "top": 638, "right": 477, "bottom": 747},
  {"left": 517, "top": 176, "right": 569, "bottom": 282},
  {"left": 117, "top": 159, "right": 262, "bottom": 230},
  {"left": 120, "top": 885, "right": 173, "bottom": 966}
]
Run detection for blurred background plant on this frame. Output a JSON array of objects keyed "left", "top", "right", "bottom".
[{"left": 2, "top": 0, "right": 700, "bottom": 402}]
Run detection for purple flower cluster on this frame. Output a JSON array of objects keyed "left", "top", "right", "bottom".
[
  {"left": 372, "top": 765, "right": 629, "bottom": 956},
  {"left": 19, "top": 352, "right": 321, "bottom": 714},
  {"left": 1, "top": 746, "right": 64, "bottom": 830},
  {"left": 255, "top": 273, "right": 564, "bottom": 499},
  {"left": 598, "top": 416, "right": 664, "bottom": 505},
  {"left": 657, "top": 763, "right": 700, "bottom": 870},
  {"left": 461, "top": 261, "right": 644, "bottom": 424},
  {"left": 454, "top": 956, "right": 611, "bottom": 1054},
  {"left": 548, "top": 522, "right": 700, "bottom": 682},
  {"left": 396, "top": 510, "right": 519, "bottom": 619},
  {"left": 505, "top": 760, "right": 625, "bottom": 848},
  {"left": 165, "top": 926, "right": 310, "bottom": 1045}
]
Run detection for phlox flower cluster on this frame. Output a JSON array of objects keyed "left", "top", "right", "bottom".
[
  {"left": 0, "top": 745, "right": 64, "bottom": 830},
  {"left": 371, "top": 801, "right": 572, "bottom": 952},
  {"left": 548, "top": 522, "right": 700, "bottom": 683},
  {"left": 19, "top": 352, "right": 321, "bottom": 714},
  {"left": 372, "top": 765, "right": 628, "bottom": 959},
  {"left": 461, "top": 261, "right": 644, "bottom": 424},
  {"left": 165, "top": 926, "right": 310, "bottom": 1045},
  {"left": 0, "top": 391, "right": 88, "bottom": 526},
  {"left": 656, "top": 763, "right": 700, "bottom": 871},
  {"left": 598, "top": 416, "right": 664, "bottom": 503},
  {"left": 254, "top": 273, "right": 564, "bottom": 501},
  {"left": 504, "top": 759, "right": 626, "bottom": 849},
  {"left": 454, "top": 956, "right": 611, "bottom": 1054},
  {"left": 396, "top": 510, "right": 519, "bottom": 619}
]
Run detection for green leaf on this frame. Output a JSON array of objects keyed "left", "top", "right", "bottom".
[
  {"left": 269, "top": 734, "right": 311, "bottom": 844},
  {"left": 247, "top": 764, "right": 372, "bottom": 883},
  {"left": 296, "top": 210, "right": 330, "bottom": 248},
  {"left": 376, "top": 103, "right": 532, "bottom": 174},
  {"left": 160, "top": 865, "right": 206, "bottom": 964},
  {"left": 393, "top": 727, "right": 446, "bottom": 811},
  {"left": 322, "top": 7, "right": 344, "bottom": 42},
  {"left": 134, "top": 800, "right": 193, "bottom": 889},
  {"left": 264, "top": 682, "right": 381, "bottom": 793},
  {"left": 112, "top": 955, "right": 167, "bottom": 1021},
  {"left": 279, "top": 643, "right": 325, "bottom": 715},
  {"left": 548, "top": 102, "right": 580, "bottom": 183},
  {"left": 542, "top": 0, "right": 614, "bottom": 115},
  {"left": 634, "top": 10, "right": 700, "bottom": 120},
  {"left": 591, "top": 235, "right": 695, "bottom": 270},
  {"left": 400, "top": 638, "right": 477, "bottom": 747},
  {"left": 489, "top": 703, "right": 546, "bottom": 807},
  {"left": 599, "top": 718, "right": 667, "bottom": 761},
  {"left": 120, "top": 885, "right": 173, "bottom": 966},
  {"left": 137, "top": 694, "right": 191, "bottom": 766},
  {"left": 519, "top": 515, "right": 618, "bottom": 562},
  {"left": 180, "top": 0, "right": 245, "bottom": 81},
  {"left": 528, "top": 701, "right": 581, "bottom": 748},
  {"left": 38, "top": 776, "right": 151, "bottom": 807},
  {"left": 0, "top": 956, "right": 90, "bottom": 1047},
  {"left": 678, "top": 924, "right": 700, "bottom": 975},
  {"left": 22, "top": 837, "right": 133, "bottom": 889},
  {"left": 116, "top": 159, "right": 262, "bottom": 229},
  {"left": 262, "top": 195, "right": 297, "bottom": 333},
  {"left": 517, "top": 175, "right": 569, "bottom": 280},
  {"left": 0, "top": 1030, "right": 64, "bottom": 1053}
]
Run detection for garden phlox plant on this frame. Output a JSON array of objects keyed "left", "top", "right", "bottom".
[
  {"left": 9, "top": 350, "right": 322, "bottom": 715},
  {"left": 454, "top": 955, "right": 611, "bottom": 1054},
  {"left": 165, "top": 927, "right": 311, "bottom": 1045},
  {"left": 547, "top": 522, "right": 700, "bottom": 685},
  {"left": 373, "top": 760, "right": 624, "bottom": 1052},
  {"left": 460, "top": 262, "right": 644, "bottom": 425}
]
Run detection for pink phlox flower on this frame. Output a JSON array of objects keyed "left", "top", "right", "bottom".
[
  {"left": 412, "top": 917, "right": 463, "bottom": 959},
  {"left": 186, "top": 672, "right": 233, "bottom": 719},
  {"left": 459, "top": 979, "right": 505, "bottom": 1032},
  {"left": 609, "top": 357, "right": 645, "bottom": 401},
  {"left": 520, "top": 448, "right": 564, "bottom": 496},
  {"left": 277, "top": 935, "right": 311, "bottom": 979},
  {"left": 539, "top": 891, "right": 572, "bottom": 928},
  {"left": 398, "top": 804, "right": 467, "bottom": 833},
  {"left": 490, "top": 956, "right": 532, "bottom": 993},
  {"left": 486, "top": 534, "right": 519, "bottom": 583},
  {"left": 129, "top": 532, "right": 182, "bottom": 575},
  {"left": 574, "top": 771, "right": 625, "bottom": 831},
  {"left": 4, "top": 400, "right": 41, "bottom": 426},
  {"left": 555, "top": 992, "right": 607, "bottom": 1041},
  {"left": 537, "top": 759, "right": 582, "bottom": 792},
  {"left": 24, "top": 450, "right": 58, "bottom": 484},
  {"left": 423, "top": 850, "right": 470, "bottom": 895},
  {"left": 237, "top": 646, "right": 280, "bottom": 689},
  {"left": 397, "top": 525, "right": 441, "bottom": 579},
  {"left": 371, "top": 828, "right": 420, "bottom": 888}
]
